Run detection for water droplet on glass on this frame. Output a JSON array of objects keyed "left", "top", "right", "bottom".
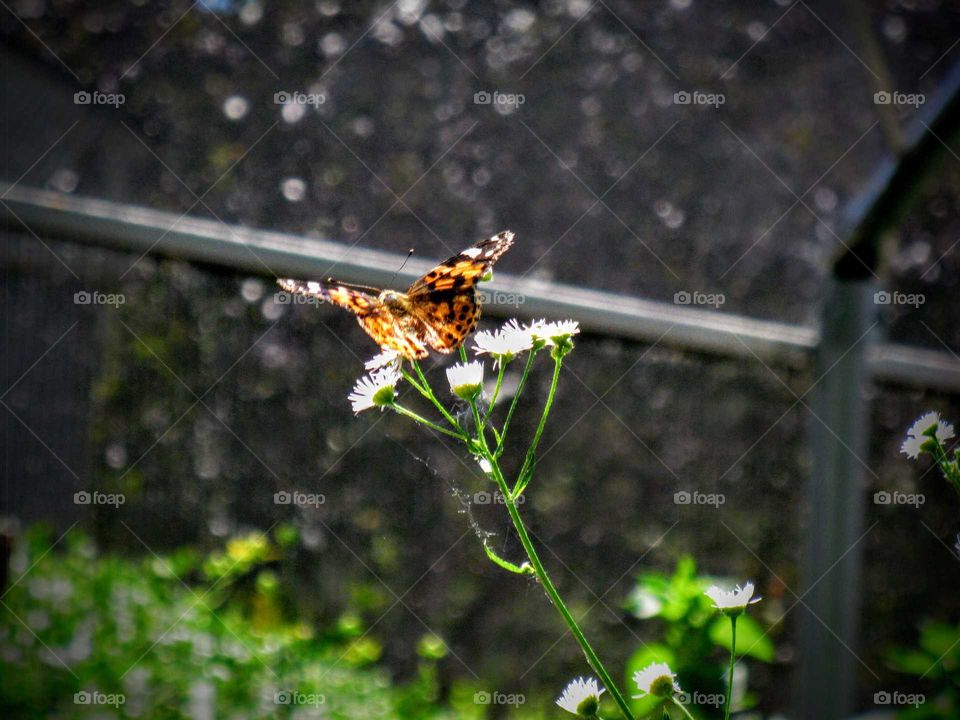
[
  {"left": 504, "top": 8, "right": 536, "bottom": 33},
  {"left": 223, "top": 95, "right": 249, "bottom": 120},
  {"left": 241, "top": 278, "right": 264, "bottom": 302},
  {"left": 282, "top": 21, "right": 305, "bottom": 47},
  {"left": 320, "top": 32, "right": 347, "bottom": 56},
  {"left": 49, "top": 168, "right": 79, "bottom": 193},
  {"left": 281, "top": 177, "right": 307, "bottom": 202},
  {"left": 814, "top": 186, "right": 837, "bottom": 212},
  {"left": 281, "top": 102, "right": 306, "bottom": 124},
  {"left": 105, "top": 443, "right": 127, "bottom": 469},
  {"left": 746, "top": 21, "right": 768, "bottom": 41},
  {"left": 239, "top": 0, "right": 263, "bottom": 26},
  {"left": 882, "top": 15, "right": 907, "bottom": 44}
]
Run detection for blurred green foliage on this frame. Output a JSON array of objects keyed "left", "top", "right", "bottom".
[
  {"left": 0, "top": 524, "right": 557, "bottom": 719},
  {"left": 888, "top": 620, "right": 960, "bottom": 719},
  {"left": 624, "top": 556, "right": 773, "bottom": 718}
]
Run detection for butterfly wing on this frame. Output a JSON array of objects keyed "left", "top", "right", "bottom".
[
  {"left": 358, "top": 308, "right": 430, "bottom": 359},
  {"left": 405, "top": 231, "right": 515, "bottom": 296},
  {"left": 277, "top": 230, "right": 514, "bottom": 358},
  {"left": 277, "top": 279, "right": 380, "bottom": 314},
  {"left": 408, "top": 291, "right": 480, "bottom": 354},
  {"left": 277, "top": 278, "right": 430, "bottom": 359},
  {"left": 404, "top": 231, "right": 514, "bottom": 353}
]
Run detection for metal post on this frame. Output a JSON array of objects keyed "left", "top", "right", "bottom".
[{"left": 796, "top": 278, "right": 876, "bottom": 718}]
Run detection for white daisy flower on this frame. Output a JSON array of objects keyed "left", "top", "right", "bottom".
[
  {"left": 446, "top": 361, "right": 484, "bottom": 400},
  {"left": 365, "top": 349, "right": 401, "bottom": 371},
  {"left": 902, "top": 411, "right": 955, "bottom": 459},
  {"left": 556, "top": 676, "right": 604, "bottom": 716},
  {"left": 633, "top": 662, "right": 680, "bottom": 699},
  {"left": 900, "top": 434, "right": 926, "bottom": 460},
  {"left": 531, "top": 319, "right": 580, "bottom": 346},
  {"left": 705, "top": 581, "right": 761, "bottom": 615},
  {"left": 472, "top": 319, "right": 536, "bottom": 362},
  {"left": 348, "top": 367, "right": 400, "bottom": 413}
]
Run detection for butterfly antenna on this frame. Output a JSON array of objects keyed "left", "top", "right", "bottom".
[{"left": 389, "top": 248, "right": 415, "bottom": 286}]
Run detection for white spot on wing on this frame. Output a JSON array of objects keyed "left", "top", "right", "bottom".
[
  {"left": 307, "top": 281, "right": 322, "bottom": 292},
  {"left": 461, "top": 247, "right": 482, "bottom": 259}
]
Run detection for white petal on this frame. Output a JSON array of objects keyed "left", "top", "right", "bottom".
[
  {"left": 900, "top": 434, "right": 925, "bottom": 460},
  {"left": 633, "top": 662, "right": 678, "bottom": 695},
  {"left": 907, "top": 411, "right": 941, "bottom": 438},
  {"left": 556, "top": 676, "right": 604, "bottom": 714}
]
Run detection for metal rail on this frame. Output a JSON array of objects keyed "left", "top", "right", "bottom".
[{"left": 2, "top": 181, "right": 959, "bottom": 389}]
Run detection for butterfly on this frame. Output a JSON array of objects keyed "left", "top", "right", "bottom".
[{"left": 277, "top": 231, "right": 515, "bottom": 360}]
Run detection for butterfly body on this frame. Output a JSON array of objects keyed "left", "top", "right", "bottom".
[{"left": 278, "top": 231, "right": 515, "bottom": 360}]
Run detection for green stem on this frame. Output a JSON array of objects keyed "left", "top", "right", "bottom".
[
  {"left": 469, "top": 403, "right": 634, "bottom": 720},
  {"left": 724, "top": 615, "right": 737, "bottom": 720},
  {"left": 513, "top": 353, "right": 563, "bottom": 496},
  {"left": 671, "top": 697, "right": 697, "bottom": 720},
  {"left": 496, "top": 350, "right": 537, "bottom": 457},
  {"left": 392, "top": 405, "right": 464, "bottom": 440},
  {"left": 483, "top": 361, "right": 507, "bottom": 427},
  {"left": 404, "top": 363, "right": 464, "bottom": 436}
]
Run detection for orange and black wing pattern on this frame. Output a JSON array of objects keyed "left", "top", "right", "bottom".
[
  {"left": 405, "top": 231, "right": 514, "bottom": 354},
  {"left": 276, "top": 231, "right": 514, "bottom": 359}
]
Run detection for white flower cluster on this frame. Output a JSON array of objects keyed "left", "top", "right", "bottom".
[
  {"left": 347, "top": 318, "right": 579, "bottom": 412},
  {"left": 901, "top": 411, "right": 955, "bottom": 460}
]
